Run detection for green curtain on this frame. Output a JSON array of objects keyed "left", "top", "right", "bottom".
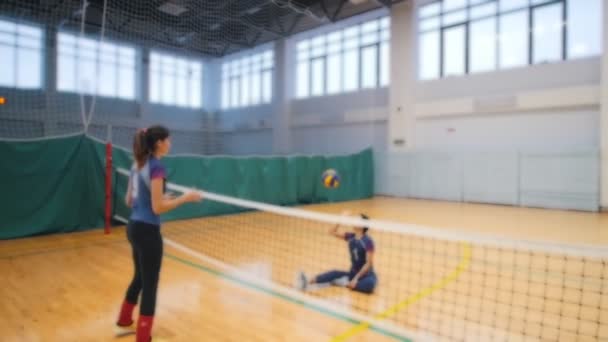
[{"left": 0, "top": 134, "right": 374, "bottom": 239}]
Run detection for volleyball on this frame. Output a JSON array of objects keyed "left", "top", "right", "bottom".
[{"left": 322, "top": 169, "right": 340, "bottom": 189}]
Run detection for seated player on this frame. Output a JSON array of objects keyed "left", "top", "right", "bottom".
[{"left": 297, "top": 212, "right": 377, "bottom": 294}]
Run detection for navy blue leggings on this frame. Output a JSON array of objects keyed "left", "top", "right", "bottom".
[
  {"left": 125, "top": 220, "right": 163, "bottom": 316},
  {"left": 315, "top": 270, "right": 377, "bottom": 294}
]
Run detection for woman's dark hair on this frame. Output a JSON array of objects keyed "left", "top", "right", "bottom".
[
  {"left": 360, "top": 213, "right": 369, "bottom": 234},
  {"left": 133, "top": 125, "right": 170, "bottom": 168}
]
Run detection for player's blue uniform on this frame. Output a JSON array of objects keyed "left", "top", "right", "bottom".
[
  {"left": 315, "top": 232, "right": 378, "bottom": 294},
  {"left": 130, "top": 157, "right": 166, "bottom": 225}
]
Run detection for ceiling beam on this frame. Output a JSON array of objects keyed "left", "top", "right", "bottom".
[
  {"left": 332, "top": 0, "right": 347, "bottom": 22},
  {"left": 376, "top": 0, "right": 393, "bottom": 7}
]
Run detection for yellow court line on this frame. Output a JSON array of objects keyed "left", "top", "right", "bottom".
[{"left": 330, "top": 243, "right": 472, "bottom": 342}]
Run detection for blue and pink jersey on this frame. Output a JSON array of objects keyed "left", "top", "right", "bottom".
[
  {"left": 129, "top": 157, "right": 167, "bottom": 226},
  {"left": 344, "top": 233, "right": 375, "bottom": 276}
]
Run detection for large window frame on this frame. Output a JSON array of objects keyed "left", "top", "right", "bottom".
[
  {"left": 0, "top": 19, "right": 44, "bottom": 89},
  {"left": 295, "top": 16, "right": 390, "bottom": 99},
  {"left": 221, "top": 49, "right": 274, "bottom": 110},
  {"left": 149, "top": 51, "right": 202, "bottom": 108},
  {"left": 57, "top": 32, "right": 137, "bottom": 100},
  {"left": 418, "top": 0, "right": 602, "bottom": 80}
]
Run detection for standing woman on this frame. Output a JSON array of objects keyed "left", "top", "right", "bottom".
[{"left": 116, "top": 125, "right": 202, "bottom": 342}]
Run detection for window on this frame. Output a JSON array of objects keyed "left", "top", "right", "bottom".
[
  {"left": 469, "top": 17, "right": 496, "bottom": 73},
  {"left": 418, "top": 0, "right": 603, "bottom": 80},
  {"left": 499, "top": 10, "right": 528, "bottom": 69},
  {"left": 567, "top": 0, "right": 601, "bottom": 58},
  {"left": 295, "top": 16, "right": 390, "bottom": 98},
  {"left": 149, "top": 51, "right": 201, "bottom": 108},
  {"left": 0, "top": 20, "right": 43, "bottom": 89},
  {"left": 221, "top": 49, "right": 273, "bottom": 109},
  {"left": 532, "top": 3, "right": 563, "bottom": 64},
  {"left": 419, "top": 31, "right": 440, "bottom": 80},
  {"left": 58, "top": 32, "right": 135, "bottom": 99},
  {"left": 443, "top": 25, "right": 466, "bottom": 76}
]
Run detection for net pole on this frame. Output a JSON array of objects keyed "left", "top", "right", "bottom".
[{"left": 104, "top": 141, "right": 112, "bottom": 234}]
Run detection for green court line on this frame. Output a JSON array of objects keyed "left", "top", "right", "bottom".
[{"left": 164, "top": 253, "right": 412, "bottom": 342}]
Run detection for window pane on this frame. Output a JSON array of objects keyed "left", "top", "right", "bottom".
[
  {"left": 161, "top": 70, "right": 174, "bottom": 105},
  {"left": 443, "top": 10, "right": 466, "bottom": 26},
  {"left": 19, "top": 36, "right": 40, "bottom": 49},
  {"left": 296, "top": 61, "right": 309, "bottom": 98},
  {"left": 531, "top": 0, "right": 553, "bottom": 4},
  {"left": 119, "top": 67, "right": 135, "bottom": 100},
  {"left": 380, "top": 17, "right": 390, "bottom": 29},
  {"left": 361, "top": 45, "right": 378, "bottom": 88},
  {"left": 262, "top": 70, "right": 272, "bottom": 103},
  {"left": 176, "top": 76, "right": 188, "bottom": 107},
  {"left": 263, "top": 50, "right": 273, "bottom": 68},
  {"left": 419, "top": 3, "right": 441, "bottom": 18},
  {"left": 311, "top": 35, "right": 326, "bottom": 57},
  {"left": 311, "top": 58, "right": 325, "bottom": 96},
  {"left": 0, "top": 45, "right": 15, "bottom": 86},
  {"left": 533, "top": 4, "right": 563, "bottom": 64},
  {"left": 231, "top": 78, "right": 239, "bottom": 107},
  {"left": 443, "top": 25, "right": 466, "bottom": 76},
  {"left": 221, "top": 77, "right": 230, "bottom": 109},
  {"left": 250, "top": 72, "right": 261, "bottom": 105},
  {"left": 343, "top": 49, "right": 359, "bottom": 91},
  {"left": 568, "top": 0, "right": 602, "bottom": 58},
  {"left": 190, "top": 79, "right": 201, "bottom": 108},
  {"left": 419, "top": 31, "right": 440, "bottom": 80},
  {"left": 362, "top": 19, "right": 379, "bottom": 33},
  {"left": 18, "top": 25, "right": 41, "bottom": 39},
  {"left": 471, "top": 2, "right": 497, "bottom": 19},
  {"left": 57, "top": 55, "right": 75, "bottom": 91},
  {"left": 499, "top": 0, "right": 527, "bottom": 12},
  {"left": 420, "top": 17, "right": 440, "bottom": 31},
  {"left": 327, "top": 54, "right": 342, "bottom": 94},
  {"left": 78, "top": 59, "right": 96, "bottom": 94},
  {"left": 297, "top": 40, "right": 310, "bottom": 60},
  {"left": 98, "top": 63, "right": 116, "bottom": 97},
  {"left": 241, "top": 73, "right": 250, "bottom": 106},
  {"left": 443, "top": 0, "right": 466, "bottom": 11},
  {"left": 361, "top": 31, "right": 378, "bottom": 45},
  {"left": 499, "top": 10, "right": 529, "bottom": 68},
  {"left": 150, "top": 70, "right": 159, "bottom": 102},
  {"left": 470, "top": 18, "right": 497, "bottom": 73},
  {"left": 17, "top": 49, "right": 41, "bottom": 88},
  {"left": 380, "top": 42, "right": 389, "bottom": 86},
  {"left": 0, "top": 31, "right": 15, "bottom": 45},
  {"left": 0, "top": 20, "right": 16, "bottom": 33},
  {"left": 327, "top": 31, "right": 342, "bottom": 53}
]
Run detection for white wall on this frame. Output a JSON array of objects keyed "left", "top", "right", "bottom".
[
  {"left": 415, "top": 109, "right": 600, "bottom": 150},
  {"left": 291, "top": 122, "right": 387, "bottom": 155}
]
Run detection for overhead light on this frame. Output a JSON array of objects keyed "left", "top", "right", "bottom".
[
  {"left": 158, "top": 1, "right": 188, "bottom": 16},
  {"left": 246, "top": 6, "right": 261, "bottom": 15},
  {"left": 210, "top": 23, "right": 221, "bottom": 31}
]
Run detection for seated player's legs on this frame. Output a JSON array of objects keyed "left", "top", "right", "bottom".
[
  {"left": 315, "top": 270, "right": 350, "bottom": 285},
  {"left": 351, "top": 272, "right": 377, "bottom": 294}
]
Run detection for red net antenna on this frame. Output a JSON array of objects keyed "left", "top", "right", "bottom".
[{"left": 104, "top": 141, "right": 112, "bottom": 234}]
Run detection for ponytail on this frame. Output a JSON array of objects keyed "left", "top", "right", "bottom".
[
  {"left": 133, "top": 129, "right": 149, "bottom": 169},
  {"left": 132, "top": 125, "right": 170, "bottom": 169}
]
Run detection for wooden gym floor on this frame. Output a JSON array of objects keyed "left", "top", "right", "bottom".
[{"left": 0, "top": 197, "right": 606, "bottom": 342}]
